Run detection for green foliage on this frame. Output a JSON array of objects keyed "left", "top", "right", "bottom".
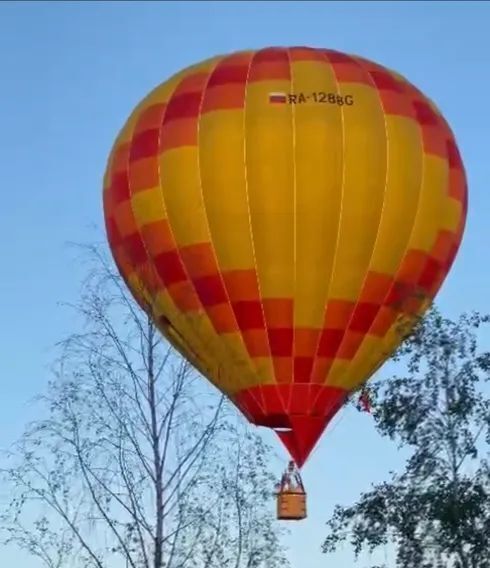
[{"left": 323, "top": 309, "right": 490, "bottom": 568}]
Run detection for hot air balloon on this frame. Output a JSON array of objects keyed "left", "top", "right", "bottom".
[{"left": 103, "top": 46, "right": 467, "bottom": 520}]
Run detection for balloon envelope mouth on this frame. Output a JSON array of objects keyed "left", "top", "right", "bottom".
[{"left": 255, "top": 413, "right": 292, "bottom": 429}]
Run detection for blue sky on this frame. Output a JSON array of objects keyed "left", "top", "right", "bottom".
[{"left": 0, "top": 1, "right": 489, "bottom": 566}]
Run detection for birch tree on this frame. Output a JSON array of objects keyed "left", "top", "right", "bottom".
[{"left": 1, "top": 247, "right": 288, "bottom": 568}]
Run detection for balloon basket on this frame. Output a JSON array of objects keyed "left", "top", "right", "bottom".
[
  {"left": 275, "top": 460, "right": 307, "bottom": 521},
  {"left": 276, "top": 490, "right": 307, "bottom": 521}
]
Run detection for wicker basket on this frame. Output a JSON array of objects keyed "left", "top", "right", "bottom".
[{"left": 276, "top": 491, "right": 307, "bottom": 520}]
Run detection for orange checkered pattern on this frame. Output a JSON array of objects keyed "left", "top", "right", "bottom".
[{"left": 103, "top": 47, "right": 467, "bottom": 466}]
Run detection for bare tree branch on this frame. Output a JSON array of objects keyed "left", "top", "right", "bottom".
[{"left": 1, "top": 245, "right": 289, "bottom": 568}]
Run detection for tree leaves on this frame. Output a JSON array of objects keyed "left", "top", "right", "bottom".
[{"left": 323, "top": 308, "right": 490, "bottom": 568}]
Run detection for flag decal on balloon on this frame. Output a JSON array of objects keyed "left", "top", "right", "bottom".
[{"left": 269, "top": 91, "right": 287, "bottom": 104}]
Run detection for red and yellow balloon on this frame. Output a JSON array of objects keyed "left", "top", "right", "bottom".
[{"left": 103, "top": 47, "right": 467, "bottom": 466}]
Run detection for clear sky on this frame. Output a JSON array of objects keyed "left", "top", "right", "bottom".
[{"left": 0, "top": 1, "right": 488, "bottom": 567}]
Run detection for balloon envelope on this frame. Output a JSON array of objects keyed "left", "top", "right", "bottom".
[{"left": 103, "top": 47, "right": 467, "bottom": 466}]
